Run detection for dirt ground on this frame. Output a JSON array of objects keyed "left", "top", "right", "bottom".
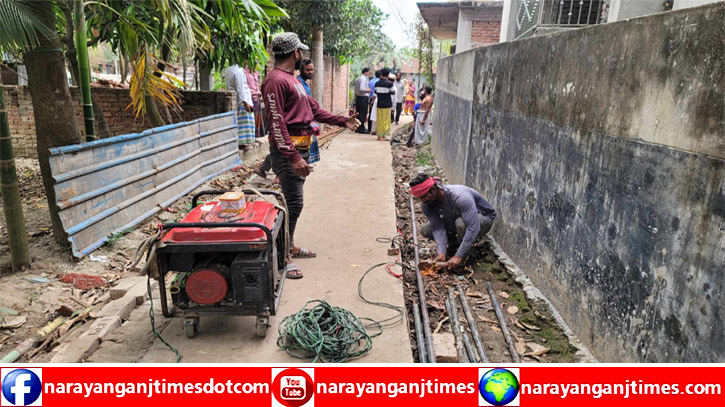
[
  {"left": 0, "top": 158, "right": 258, "bottom": 361},
  {"left": 389, "top": 124, "right": 581, "bottom": 363}
]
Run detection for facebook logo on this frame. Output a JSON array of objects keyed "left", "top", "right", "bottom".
[{"left": 1, "top": 369, "right": 42, "bottom": 406}]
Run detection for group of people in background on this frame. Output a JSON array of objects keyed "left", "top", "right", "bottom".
[
  {"left": 224, "top": 33, "right": 446, "bottom": 278},
  {"left": 353, "top": 67, "right": 433, "bottom": 144}
]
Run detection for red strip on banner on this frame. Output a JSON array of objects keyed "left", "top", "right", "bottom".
[{"left": 0, "top": 365, "right": 723, "bottom": 407}]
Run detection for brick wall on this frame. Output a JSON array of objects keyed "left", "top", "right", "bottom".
[
  {"left": 2, "top": 86, "right": 234, "bottom": 159},
  {"left": 321, "top": 55, "right": 350, "bottom": 116},
  {"left": 471, "top": 20, "right": 501, "bottom": 48}
]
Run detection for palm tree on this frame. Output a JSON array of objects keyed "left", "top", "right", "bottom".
[
  {"left": 20, "top": 0, "right": 83, "bottom": 246},
  {"left": 0, "top": 0, "right": 69, "bottom": 260},
  {"left": 84, "top": 0, "right": 207, "bottom": 125},
  {"left": 0, "top": 74, "right": 30, "bottom": 271}
]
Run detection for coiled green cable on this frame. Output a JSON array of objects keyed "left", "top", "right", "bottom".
[{"left": 277, "top": 262, "right": 407, "bottom": 363}]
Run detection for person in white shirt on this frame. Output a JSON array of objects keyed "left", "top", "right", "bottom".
[
  {"left": 353, "top": 67, "right": 371, "bottom": 133},
  {"left": 225, "top": 64, "right": 255, "bottom": 146}
]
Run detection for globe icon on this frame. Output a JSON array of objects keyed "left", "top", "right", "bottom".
[{"left": 479, "top": 368, "right": 519, "bottom": 406}]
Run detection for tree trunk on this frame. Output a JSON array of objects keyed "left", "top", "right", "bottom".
[
  {"left": 24, "top": 1, "right": 81, "bottom": 247},
  {"left": 0, "top": 78, "right": 31, "bottom": 271},
  {"left": 120, "top": 54, "right": 127, "bottom": 85},
  {"left": 199, "top": 61, "right": 212, "bottom": 91},
  {"left": 182, "top": 58, "right": 188, "bottom": 89},
  {"left": 310, "top": 26, "right": 324, "bottom": 105},
  {"left": 144, "top": 95, "right": 166, "bottom": 127},
  {"left": 74, "top": 0, "right": 95, "bottom": 142}
]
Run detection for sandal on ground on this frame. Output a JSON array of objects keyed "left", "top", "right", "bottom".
[
  {"left": 377, "top": 137, "right": 387, "bottom": 141},
  {"left": 291, "top": 247, "right": 317, "bottom": 258},
  {"left": 286, "top": 262, "right": 303, "bottom": 279}
]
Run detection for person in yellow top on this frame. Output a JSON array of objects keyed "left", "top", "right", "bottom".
[{"left": 404, "top": 79, "right": 416, "bottom": 115}]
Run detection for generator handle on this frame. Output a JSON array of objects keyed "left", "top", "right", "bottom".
[
  {"left": 161, "top": 222, "right": 272, "bottom": 245},
  {"left": 191, "top": 189, "right": 283, "bottom": 208}
]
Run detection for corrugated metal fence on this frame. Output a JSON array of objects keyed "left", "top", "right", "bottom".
[{"left": 49, "top": 111, "right": 241, "bottom": 258}]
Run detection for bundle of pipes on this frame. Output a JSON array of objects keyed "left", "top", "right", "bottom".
[
  {"left": 448, "top": 287, "right": 489, "bottom": 363},
  {"left": 446, "top": 282, "right": 523, "bottom": 363},
  {"left": 409, "top": 195, "right": 435, "bottom": 363}
]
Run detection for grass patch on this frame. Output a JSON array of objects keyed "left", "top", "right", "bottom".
[
  {"left": 107, "top": 227, "right": 134, "bottom": 244},
  {"left": 416, "top": 145, "right": 435, "bottom": 167}
]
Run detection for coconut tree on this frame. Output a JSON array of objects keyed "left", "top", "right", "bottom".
[
  {"left": 0, "top": 74, "right": 30, "bottom": 271},
  {"left": 21, "top": 0, "right": 83, "bottom": 246},
  {"left": 0, "top": 0, "right": 76, "bottom": 252},
  {"left": 85, "top": 0, "right": 211, "bottom": 126}
]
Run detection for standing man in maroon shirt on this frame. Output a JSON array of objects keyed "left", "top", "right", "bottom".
[{"left": 262, "top": 32, "right": 360, "bottom": 279}]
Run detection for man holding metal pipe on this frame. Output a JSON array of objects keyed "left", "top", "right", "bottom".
[{"left": 410, "top": 174, "right": 496, "bottom": 269}]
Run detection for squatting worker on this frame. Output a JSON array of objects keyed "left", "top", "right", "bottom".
[
  {"left": 409, "top": 174, "right": 496, "bottom": 269},
  {"left": 261, "top": 32, "right": 361, "bottom": 279}
]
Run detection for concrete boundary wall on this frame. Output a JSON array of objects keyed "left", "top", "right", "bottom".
[{"left": 432, "top": 3, "right": 724, "bottom": 361}]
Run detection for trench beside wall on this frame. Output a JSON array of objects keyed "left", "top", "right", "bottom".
[
  {"left": 1, "top": 86, "right": 235, "bottom": 159},
  {"left": 432, "top": 3, "right": 724, "bottom": 362}
]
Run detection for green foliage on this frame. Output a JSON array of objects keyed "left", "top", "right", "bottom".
[
  {"left": 211, "top": 69, "right": 225, "bottom": 91},
  {"left": 84, "top": 0, "right": 212, "bottom": 118},
  {"left": 0, "top": 0, "right": 56, "bottom": 53},
  {"left": 107, "top": 227, "right": 133, "bottom": 244},
  {"left": 415, "top": 14, "right": 434, "bottom": 88},
  {"left": 416, "top": 144, "right": 435, "bottom": 167},
  {"left": 278, "top": 0, "right": 386, "bottom": 63},
  {"left": 193, "top": 0, "right": 287, "bottom": 72}
]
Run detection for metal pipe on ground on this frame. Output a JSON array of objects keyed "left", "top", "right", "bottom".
[
  {"left": 462, "top": 331, "right": 479, "bottom": 363},
  {"left": 410, "top": 194, "right": 435, "bottom": 363},
  {"left": 412, "top": 300, "right": 427, "bottom": 363},
  {"left": 486, "top": 282, "right": 521, "bottom": 363},
  {"left": 455, "top": 284, "right": 489, "bottom": 363},
  {"left": 444, "top": 297, "right": 469, "bottom": 363}
]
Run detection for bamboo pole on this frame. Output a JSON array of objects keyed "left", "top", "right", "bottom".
[
  {"left": 0, "top": 317, "right": 64, "bottom": 363},
  {"left": 74, "top": 0, "right": 95, "bottom": 142}
]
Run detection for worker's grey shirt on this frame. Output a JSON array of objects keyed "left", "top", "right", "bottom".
[{"left": 421, "top": 185, "right": 496, "bottom": 258}]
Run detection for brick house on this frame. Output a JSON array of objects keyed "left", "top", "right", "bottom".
[{"left": 418, "top": 1, "right": 504, "bottom": 54}]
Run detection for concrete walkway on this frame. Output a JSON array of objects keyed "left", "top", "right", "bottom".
[{"left": 126, "top": 116, "right": 414, "bottom": 363}]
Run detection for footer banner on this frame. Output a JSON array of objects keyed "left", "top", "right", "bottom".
[{"left": 1, "top": 365, "right": 722, "bottom": 406}]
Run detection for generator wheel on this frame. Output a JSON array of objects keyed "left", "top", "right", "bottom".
[
  {"left": 255, "top": 316, "right": 269, "bottom": 338},
  {"left": 184, "top": 318, "right": 199, "bottom": 339}
]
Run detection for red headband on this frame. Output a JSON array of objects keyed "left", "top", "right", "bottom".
[{"left": 411, "top": 177, "right": 436, "bottom": 198}]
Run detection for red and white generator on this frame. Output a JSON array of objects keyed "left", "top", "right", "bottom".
[{"left": 154, "top": 190, "right": 288, "bottom": 338}]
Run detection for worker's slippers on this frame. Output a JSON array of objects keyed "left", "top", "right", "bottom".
[
  {"left": 286, "top": 263, "right": 303, "bottom": 279},
  {"left": 291, "top": 247, "right": 317, "bottom": 258}
]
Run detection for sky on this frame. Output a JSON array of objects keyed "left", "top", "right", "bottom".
[{"left": 371, "top": 0, "right": 438, "bottom": 49}]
